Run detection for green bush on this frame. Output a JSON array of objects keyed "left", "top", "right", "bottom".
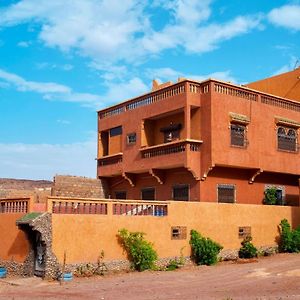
[
  {"left": 279, "top": 219, "right": 300, "bottom": 253},
  {"left": 189, "top": 230, "right": 223, "bottom": 266},
  {"left": 263, "top": 187, "right": 277, "bottom": 205},
  {"left": 118, "top": 228, "right": 157, "bottom": 271},
  {"left": 238, "top": 236, "right": 257, "bottom": 259}
]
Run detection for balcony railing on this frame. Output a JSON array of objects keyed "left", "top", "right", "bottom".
[
  {"left": 48, "top": 197, "right": 169, "bottom": 217},
  {"left": 98, "top": 153, "right": 123, "bottom": 166},
  {"left": 113, "top": 201, "right": 168, "bottom": 216},
  {"left": 0, "top": 198, "right": 30, "bottom": 213},
  {"left": 214, "top": 83, "right": 258, "bottom": 101},
  {"left": 261, "top": 95, "right": 300, "bottom": 112},
  {"left": 140, "top": 139, "right": 202, "bottom": 158},
  {"left": 100, "top": 82, "right": 186, "bottom": 119}
]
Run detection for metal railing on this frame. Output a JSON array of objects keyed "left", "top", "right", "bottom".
[{"left": 141, "top": 140, "right": 202, "bottom": 158}]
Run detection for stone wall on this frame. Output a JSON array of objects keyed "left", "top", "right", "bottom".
[{"left": 52, "top": 175, "right": 108, "bottom": 199}]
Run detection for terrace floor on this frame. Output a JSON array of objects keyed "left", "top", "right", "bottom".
[{"left": 0, "top": 253, "right": 300, "bottom": 300}]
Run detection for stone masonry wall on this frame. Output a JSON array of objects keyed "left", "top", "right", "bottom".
[{"left": 52, "top": 175, "right": 108, "bottom": 199}]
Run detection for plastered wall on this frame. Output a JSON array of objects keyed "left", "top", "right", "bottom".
[
  {"left": 52, "top": 201, "right": 300, "bottom": 264},
  {"left": 0, "top": 213, "right": 30, "bottom": 262}
]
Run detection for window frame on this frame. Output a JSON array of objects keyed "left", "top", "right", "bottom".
[
  {"left": 217, "top": 184, "right": 236, "bottom": 204},
  {"left": 230, "top": 123, "right": 247, "bottom": 148},
  {"left": 141, "top": 187, "right": 155, "bottom": 201},
  {"left": 109, "top": 126, "right": 122, "bottom": 137},
  {"left": 277, "top": 126, "right": 298, "bottom": 153},
  {"left": 172, "top": 184, "right": 189, "bottom": 201},
  {"left": 115, "top": 191, "right": 127, "bottom": 199},
  {"left": 126, "top": 132, "right": 136, "bottom": 145}
]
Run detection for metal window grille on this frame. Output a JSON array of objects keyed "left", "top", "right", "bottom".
[
  {"left": 173, "top": 185, "right": 189, "bottom": 201},
  {"left": 141, "top": 188, "right": 155, "bottom": 200},
  {"left": 218, "top": 184, "right": 235, "bottom": 203},
  {"left": 115, "top": 191, "right": 127, "bottom": 199},
  {"left": 127, "top": 133, "right": 136, "bottom": 145},
  {"left": 230, "top": 124, "right": 246, "bottom": 147},
  {"left": 277, "top": 127, "right": 297, "bottom": 152}
]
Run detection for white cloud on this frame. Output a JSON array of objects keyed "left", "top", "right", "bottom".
[
  {"left": 0, "top": 68, "right": 103, "bottom": 107},
  {"left": 56, "top": 119, "right": 71, "bottom": 125},
  {"left": 36, "top": 62, "right": 74, "bottom": 71},
  {"left": 0, "top": 137, "right": 96, "bottom": 180},
  {"left": 0, "top": 0, "right": 262, "bottom": 64},
  {"left": 146, "top": 67, "right": 237, "bottom": 84},
  {"left": 0, "top": 68, "right": 149, "bottom": 108},
  {"left": 268, "top": 5, "right": 300, "bottom": 31},
  {"left": 17, "top": 40, "right": 31, "bottom": 47}
]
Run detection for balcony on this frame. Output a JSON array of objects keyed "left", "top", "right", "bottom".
[
  {"left": 97, "top": 153, "right": 123, "bottom": 176},
  {"left": 139, "top": 139, "right": 202, "bottom": 174},
  {"left": 141, "top": 139, "right": 201, "bottom": 158}
]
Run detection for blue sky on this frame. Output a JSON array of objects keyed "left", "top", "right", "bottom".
[{"left": 0, "top": 0, "right": 300, "bottom": 180}]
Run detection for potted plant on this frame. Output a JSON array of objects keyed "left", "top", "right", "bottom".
[{"left": 0, "top": 259, "right": 7, "bottom": 278}]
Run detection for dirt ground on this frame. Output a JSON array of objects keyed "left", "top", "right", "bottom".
[{"left": 0, "top": 253, "right": 300, "bottom": 300}]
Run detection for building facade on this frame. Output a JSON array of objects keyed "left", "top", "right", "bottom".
[{"left": 97, "top": 73, "right": 300, "bottom": 205}]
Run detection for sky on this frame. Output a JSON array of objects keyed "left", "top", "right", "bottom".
[{"left": 0, "top": 0, "right": 300, "bottom": 180}]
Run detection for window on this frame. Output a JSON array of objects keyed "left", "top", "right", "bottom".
[
  {"left": 264, "top": 185, "right": 285, "bottom": 205},
  {"left": 230, "top": 124, "right": 246, "bottom": 147},
  {"left": 217, "top": 184, "right": 235, "bottom": 203},
  {"left": 277, "top": 127, "right": 297, "bottom": 152},
  {"left": 160, "top": 123, "right": 182, "bottom": 143},
  {"left": 173, "top": 184, "right": 189, "bottom": 201},
  {"left": 141, "top": 187, "right": 155, "bottom": 200},
  {"left": 115, "top": 191, "right": 126, "bottom": 199},
  {"left": 109, "top": 126, "right": 122, "bottom": 137},
  {"left": 127, "top": 133, "right": 136, "bottom": 145}
]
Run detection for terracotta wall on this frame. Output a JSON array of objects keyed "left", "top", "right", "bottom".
[
  {"left": 246, "top": 67, "right": 300, "bottom": 102},
  {"left": 200, "top": 167, "right": 299, "bottom": 205},
  {"left": 0, "top": 213, "right": 30, "bottom": 262},
  {"left": 52, "top": 201, "right": 300, "bottom": 264},
  {"left": 108, "top": 168, "right": 199, "bottom": 201}
]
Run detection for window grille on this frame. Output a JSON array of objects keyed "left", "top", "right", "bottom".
[
  {"left": 217, "top": 184, "right": 235, "bottom": 203},
  {"left": 115, "top": 191, "right": 126, "bottom": 199},
  {"left": 230, "top": 124, "right": 246, "bottom": 147},
  {"left": 141, "top": 188, "right": 155, "bottom": 200},
  {"left": 277, "top": 127, "right": 297, "bottom": 152},
  {"left": 173, "top": 185, "right": 189, "bottom": 201},
  {"left": 127, "top": 133, "right": 136, "bottom": 145}
]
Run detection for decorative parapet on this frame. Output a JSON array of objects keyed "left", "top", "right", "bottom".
[
  {"left": 0, "top": 197, "right": 33, "bottom": 213},
  {"left": 47, "top": 197, "right": 169, "bottom": 217}
]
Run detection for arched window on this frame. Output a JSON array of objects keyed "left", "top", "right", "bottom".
[{"left": 277, "top": 127, "right": 297, "bottom": 152}]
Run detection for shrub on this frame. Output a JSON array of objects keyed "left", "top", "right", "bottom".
[
  {"left": 189, "top": 230, "right": 223, "bottom": 266},
  {"left": 279, "top": 219, "right": 300, "bottom": 253},
  {"left": 166, "top": 259, "right": 181, "bottom": 271},
  {"left": 238, "top": 236, "right": 257, "bottom": 259},
  {"left": 118, "top": 228, "right": 157, "bottom": 271},
  {"left": 263, "top": 187, "right": 277, "bottom": 205}
]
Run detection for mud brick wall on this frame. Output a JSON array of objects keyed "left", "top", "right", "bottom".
[
  {"left": 0, "top": 188, "right": 52, "bottom": 203},
  {"left": 52, "top": 175, "right": 108, "bottom": 199}
]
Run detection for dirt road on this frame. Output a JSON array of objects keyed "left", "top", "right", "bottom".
[{"left": 0, "top": 253, "right": 299, "bottom": 299}]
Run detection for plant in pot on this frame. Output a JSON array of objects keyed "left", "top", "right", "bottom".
[{"left": 0, "top": 259, "right": 7, "bottom": 278}]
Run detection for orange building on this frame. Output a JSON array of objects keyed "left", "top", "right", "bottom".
[{"left": 97, "top": 70, "right": 300, "bottom": 205}]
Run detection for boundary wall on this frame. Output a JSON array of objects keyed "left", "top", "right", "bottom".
[
  {"left": 49, "top": 197, "right": 300, "bottom": 264},
  {"left": 0, "top": 197, "right": 32, "bottom": 262}
]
